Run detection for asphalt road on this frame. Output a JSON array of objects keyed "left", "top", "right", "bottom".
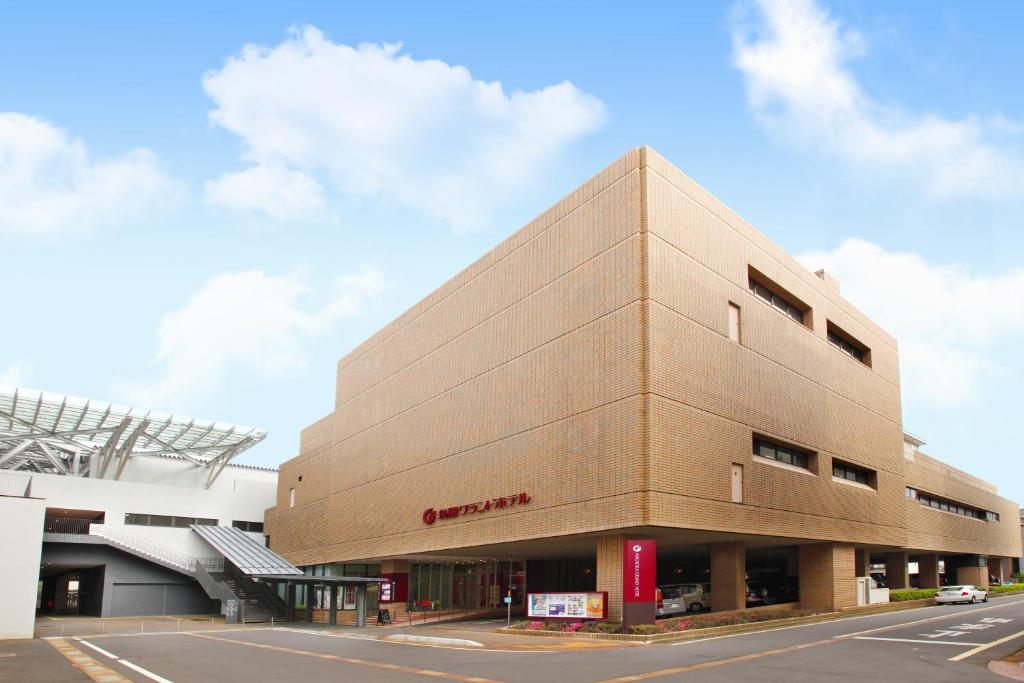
[{"left": 50, "top": 596, "right": 1024, "bottom": 682}]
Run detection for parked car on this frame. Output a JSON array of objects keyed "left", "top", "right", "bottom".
[
  {"left": 770, "top": 577, "right": 799, "bottom": 604},
  {"left": 870, "top": 572, "right": 887, "bottom": 588},
  {"left": 935, "top": 585, "right": 988, "bottom": 605},
  {"left": 655, "top": 585, "right": 688, "bottom": 617},
  {"left": 680, "top": 583, "right": 712, "bottom": 612},
  {"left": 746, "top": 581, "right": 775, "bottom": 606}
]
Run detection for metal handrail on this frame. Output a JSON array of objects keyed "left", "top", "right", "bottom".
[
  {"left": 89, "top": 524, "right": 196, "bottom": 573},
  {"left": 44, "top": 517, "right": 94, "bottom": 534}
]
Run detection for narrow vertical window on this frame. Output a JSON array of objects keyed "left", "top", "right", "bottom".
[
  {"left": 731, "top": 464, "right": 743, "bottom": 503},
  {"left": 728, "top": 302, "right": 741, "bottom": 342},
  {"left": 289, "top": 487, "right": 296, "bottom": 508}
]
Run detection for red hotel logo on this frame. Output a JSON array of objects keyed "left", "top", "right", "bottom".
[{"left": 423, "top": 492, "right": 531, "bottom": 525}]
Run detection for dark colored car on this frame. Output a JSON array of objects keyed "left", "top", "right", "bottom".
[{"left": 746, "top": 581, "right": 775, "bottom": 606}]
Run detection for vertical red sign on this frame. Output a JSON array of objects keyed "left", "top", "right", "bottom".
[{"left": 622, "top": 539, "right": 656, "bottom": 603}]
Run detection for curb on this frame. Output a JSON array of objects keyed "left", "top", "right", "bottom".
[
  {"left": 386, "top": 634, "right": 484, "bottom": 647},
  {"left": 496, "top": 596, "right": 951, "bottom": 643}
]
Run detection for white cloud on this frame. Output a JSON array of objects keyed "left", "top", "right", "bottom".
[
  {"left": 205, "top": 164, "right": 329, "bottom": 222},
  {"left": 0, "top": 361, "right": 31, "bottom": 386},
  {"left": 202, "top": 27, "right": 606, "bottom": 230},
  {"left": 799, "top": 239, "right": 1024, "bottom": 406},
  {"left": 732, "top": 0, "right": 1024, "bottom": 200},
  {"left": 122, "top": 264, "right": 387, "bottom": 408},
  {"left": 0, "top": 113, "right": 183, "bottom": 236}
]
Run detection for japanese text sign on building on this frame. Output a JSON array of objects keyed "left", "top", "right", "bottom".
[{"left": 422, "top": 492, "right": 531, "bottom": 525}]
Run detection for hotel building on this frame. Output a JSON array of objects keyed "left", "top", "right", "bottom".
[{"left": 265, "top": 148, "right": 1022, "bottom": 622}]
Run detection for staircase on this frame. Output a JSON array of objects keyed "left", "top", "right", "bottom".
[
  {"left": 85, "top": 524, "right": 295, "bottom": 623},
  {"left": 208, "top": 568, "right": 288, "bottom": 623},
  {"left": 89, "top": 524, "right": 196, "bottom": 576}
]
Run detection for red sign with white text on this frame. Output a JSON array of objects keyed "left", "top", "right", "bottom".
[{"left": 622, "top": 539, "right": 656, "bottom": 603}]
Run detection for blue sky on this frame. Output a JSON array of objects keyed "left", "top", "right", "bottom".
[{"left": 1, "top": 1, "right": 1022, "bottom": 504}]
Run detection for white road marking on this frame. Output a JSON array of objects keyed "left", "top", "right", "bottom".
[
  {"left": 77, "top": 639, "right": 176, "bottom": 683},
  {"left": 117, "top": 658, "right": 177, "bottom": 683},
  {"left": 948, "top": 628, "right": 1024, "bottom": 662},
  {"left": 853, "top": 636, "right": 982, "bottom": 646},
  {"left": 76, "top": 639, "right": 120, "bottom": 660},
  {"left": 835, "top": 599, "right": 1024, "bottom": 639},
  {"left": 668, "top": 598, "right": 1024, "bottom": 648}
]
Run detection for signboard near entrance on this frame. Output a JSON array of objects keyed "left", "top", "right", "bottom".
[
  {"left": 622, "top": 539, "right": 656, "bottom": 627},
  {"left": 623, "top": 540, "right": 656, "bottom": 602},
  {"left": 526, "top": 592, "right": 607, "bottom": 619}
]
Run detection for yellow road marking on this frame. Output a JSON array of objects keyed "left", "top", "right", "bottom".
[
  {"left": 188, "top": 632, "right": 504, "bottom": 682},
  {"left": 949, "top": 629, "right": 1024, "bottom": 662},
  {"left": 47, "top": 638, "right": 133, "bottom": 683}
]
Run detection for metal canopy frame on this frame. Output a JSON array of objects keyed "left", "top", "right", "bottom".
[{"left": 0, "top": 386, "right": 267, "bottom": 488}]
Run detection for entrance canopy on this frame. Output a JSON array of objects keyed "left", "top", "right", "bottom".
[{"left": 0, "top": 386, "right": 266, "bottom": 488}]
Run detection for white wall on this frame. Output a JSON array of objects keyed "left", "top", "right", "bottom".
[
  {"left": 0, "top": 495, "right": 45, "bottom": 639},
  {"left": 32, "top": 457, "right": 277, "bottom": 558}
]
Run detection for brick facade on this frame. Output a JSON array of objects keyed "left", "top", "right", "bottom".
[{"left": 265, "top": 147, "right": 1023, "bottom": 617}]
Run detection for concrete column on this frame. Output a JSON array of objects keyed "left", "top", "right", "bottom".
[
  {"left": 286, "top": 583, "right": 296, "bottom": 621},
  {"left": 917, "top": 555, "right": 940, "bottom": 589},
  {"left": 595, "top": 535, "right": 626, "bottom": 622},
  {"left": 710, "top": 542, "right": 746, "bottom": 612},
  {"left": 305, "top": 584, "right": 314, "bottom": 623},
  {"left": 854, "top": 549, "right": 871, "bottom": 578},
  {"left": 885, "top": 552, "right": 909, "bottom": 589},
  {"left": 328, "top": 585, "right": 338, "bottom": 626},
  {"left": 355, "top": 585, "right": 367, "bottom": 628},
  {"left": 956, "top": 563, "right": 989, "bottom": 589},
  {"left": 995, "top": 558, "right": 1013, "bottom": 584},
  {"left": 799, "top": 542, "right": 856, "bottom": 612}
]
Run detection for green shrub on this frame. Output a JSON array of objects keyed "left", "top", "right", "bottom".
[
  {"left": 990, "top": 583, "right": 1024, "bottom": 594},
  {"left": 630, "top": 624, "right": 661, "bottom": 635},
  {"left": 1015, "top": 572, "right": 1024, "bottom": 582},
  {"left": 580, "top": 621, "right": 623, "bottom": 634},
  {"left": 889, "top": 589, "right": 937, "bottom": 601}
]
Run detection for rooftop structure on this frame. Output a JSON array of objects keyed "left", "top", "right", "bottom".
[{"left": 0, "top": 386, "right": 266, "bottom": 488}]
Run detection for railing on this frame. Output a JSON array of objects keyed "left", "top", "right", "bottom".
[
  {"left": 90, "top": 525, "right": 196, "bottom": 574},
  {"left": 195, "top": 556, "right": 226, "bottom": 573},
  {"left": 44, "top": 517, "right": 94, "bottom": 535},
  {"left": 0, "top": 471, "right": 31, "bottom": 497}
]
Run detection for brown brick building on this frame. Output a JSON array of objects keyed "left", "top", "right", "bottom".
[{"left": 265, "top": 148, "right": 1022, "bottom": 621}]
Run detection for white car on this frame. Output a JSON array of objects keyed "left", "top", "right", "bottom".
[
  {"left": 935, "top": 585, "right": 988, "bottom": 605},
  {"left": 656, "top": 586, "right": 688, "bottom": 617}
]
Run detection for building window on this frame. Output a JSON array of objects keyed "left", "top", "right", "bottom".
[
  {"left": 832, "top": 459, "right": 875, "bottom": 488},
  {"left": 753, "top": 436, "right": 811, "bottom": 470},
  {"left": 125, "top": 513, "right": 217, "bottom": 527},
  {"left": 289, "top": 487, "right": 296, "bottom": 508},
  {"left": 826, "top": 321, "right": 871, "bottom": 366},
  {"left": 910, "top": 490, "right": 994, "bottom": 521},
  {"left": 748, "top": 267, "right": 811, "bottom": 327},
  {"left": 232, "top": 520, "right": 265, "bottom": 533},
  {"left": 728, "top": 303, "right": 741, "bottom": 342}
]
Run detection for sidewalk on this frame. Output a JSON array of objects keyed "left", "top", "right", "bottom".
[{"left": 989, "top": 648, "right": 1024, "bottom": 682}]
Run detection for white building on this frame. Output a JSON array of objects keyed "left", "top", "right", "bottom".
[{"left": 0, "top": 387, "right": 280, "bottom": 639}]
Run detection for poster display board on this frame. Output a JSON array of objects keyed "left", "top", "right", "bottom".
[
  {"left": 379, "top": 580, "right": 393, "bottom": 603},
  {"left": 526, "top": 592, "right": 607, "bottom": 619}
]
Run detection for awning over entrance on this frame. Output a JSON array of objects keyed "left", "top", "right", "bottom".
[{"left": 191, "top": 524, "right": 303, "bottom": 575}]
